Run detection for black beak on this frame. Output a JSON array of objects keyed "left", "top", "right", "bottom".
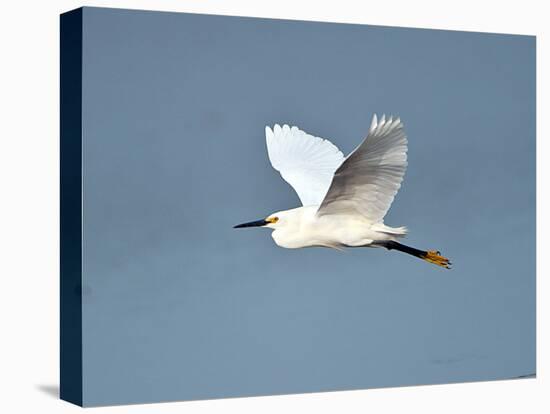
[{"left": 233, "top": 219, "right": 269, "bottom": 229}]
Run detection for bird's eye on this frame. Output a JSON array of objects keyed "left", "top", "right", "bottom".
[{"left": 267, "top": 216, "right": 279, "bottom": 224}]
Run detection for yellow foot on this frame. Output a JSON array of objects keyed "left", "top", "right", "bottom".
[{"left": 422, "top": 250, "right": 451, "bottom": 269}]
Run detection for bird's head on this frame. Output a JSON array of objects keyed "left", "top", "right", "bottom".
[{"left": 233, "top": 210, "right": 287, "bottom": 230}]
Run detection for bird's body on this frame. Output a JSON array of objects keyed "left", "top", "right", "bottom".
[
  {"left": 234, "top": 115, "right": 451, "bottom": 268},
  {"left": 268, "top": 206, "right": 405, "bottom": 249}
]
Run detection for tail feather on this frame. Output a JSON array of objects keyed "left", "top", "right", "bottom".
[{"left": 371, "top": 223, "right": 408, "bottom": 237}]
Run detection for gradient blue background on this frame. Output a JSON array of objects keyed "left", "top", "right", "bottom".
[{"left": 80, "top": 7, "right": 535, "bottom": 406}]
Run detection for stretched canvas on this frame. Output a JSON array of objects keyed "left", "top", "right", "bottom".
[{"left": 60, "top": 6, "right": 536, "bottom": 407}]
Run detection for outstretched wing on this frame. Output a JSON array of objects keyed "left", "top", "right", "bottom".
[
  {"left": 265, "top": 124, "right": 345, "bottom": 206},
  {"left": 317, "top": 114, "right": 408, "bottom": 223}
]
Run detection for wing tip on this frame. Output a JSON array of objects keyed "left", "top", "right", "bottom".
[
  {"left": 370, "top": 114, "right": 378, "bottom": 132},
  {"left": 269, "top": 123, "right": 303, "bottom": 136},
  {"left": 369, "top": 113, "right": 406, "bottom": 136}
]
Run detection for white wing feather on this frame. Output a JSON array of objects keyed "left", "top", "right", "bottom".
[
  {"left": 317, "top": 114, "right": 408, "bottom": 223},
  {"left": 266, "top": 124, "right": 345, "bottom": 206}
]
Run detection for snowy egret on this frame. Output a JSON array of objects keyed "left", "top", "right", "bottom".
[{"left": 234, "top": 115, "right": 451, "bottom": 269}]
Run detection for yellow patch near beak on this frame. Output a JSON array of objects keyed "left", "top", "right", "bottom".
[{"left": 266, "top": 216, "right": 279, "bottom": 224}]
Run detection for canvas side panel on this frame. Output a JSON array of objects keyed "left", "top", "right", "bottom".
[{"left": 60, "top": 7, "right": 83, "bottom": 407}]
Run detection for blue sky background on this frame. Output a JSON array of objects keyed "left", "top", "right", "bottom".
[{"left": 80, "top": 7, "right": 535, "bottom": 406}]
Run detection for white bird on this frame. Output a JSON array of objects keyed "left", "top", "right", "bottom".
[{"left": 234, "top": 115, "right": 450, "bottom": 269}]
